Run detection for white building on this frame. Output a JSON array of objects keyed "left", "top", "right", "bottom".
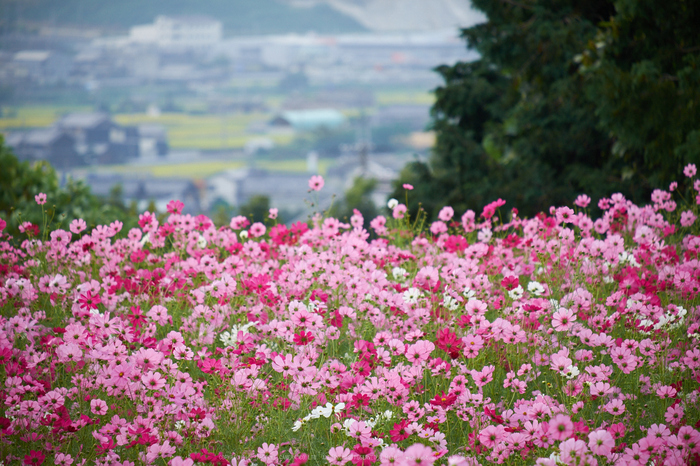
[{"left": 130, "top": 15, "right": 223, "bottom": 48}]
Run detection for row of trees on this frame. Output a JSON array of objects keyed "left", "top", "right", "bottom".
[{"left": 393, "top": 0, "right": 700, "bottom": 218}]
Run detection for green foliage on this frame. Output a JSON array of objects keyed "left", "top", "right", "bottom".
[
  {"left": 578, "top": 0, "right": 700, "bottom": 187},
  {"left": 329, "top": 176, "right": 378, "bottom": 229},
  {"left": 0, "top": 135, "right": 137, "bottom": 240},
  {"left": 397, "top": 0, "right": 700, "bottom": 219},
  {"left": 238, "top": 194, "right": 271, "bottom": 224}
]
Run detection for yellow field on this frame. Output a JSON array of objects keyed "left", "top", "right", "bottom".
[
  {"left": 76, "top": 157, "right": 330, "bottom": 179},
  {"left": 376, "top": 90, "right": 435, "bottom": 106},
  {"left": 0, "top": 105, "right": 92, "bottom": 129},
  {"left": 114, "top": 112, "right": 279, "bottom": 150}
]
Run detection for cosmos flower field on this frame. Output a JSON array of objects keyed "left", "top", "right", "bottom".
[{"left": 1, "top": 170, "right": 700, "bottom": 466}]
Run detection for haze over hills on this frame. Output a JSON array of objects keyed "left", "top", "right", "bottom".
[
  {"left": 284, "top": 0, "right": 486, "bottom": 32},
  {"left": 1, "top": 0, "right": 484, "bottom": 36},
  {"left": 0, "top": 0, "right": 366, "bottom": 36}
]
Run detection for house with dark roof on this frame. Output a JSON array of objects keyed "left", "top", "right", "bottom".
[
  {"left": 5, "top": 129, "right": 82, "bottom": 169},
  {"left": 55, "top": 113, "right": 139, "bottom": 164}
]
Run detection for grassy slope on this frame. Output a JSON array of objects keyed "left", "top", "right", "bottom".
[{"left": 14, "top": 0, "right": 366, "bottom": 35}]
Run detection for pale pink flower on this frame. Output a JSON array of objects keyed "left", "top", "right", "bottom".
[
  {"left": 249, "top": 222, "right": 266, "bottom": 238},
  {"left": 393, "top": 204, "right": 407, "bottom": 219},
  {"left": 549, "top": 414, "right": 574, "bottom": 440},
  {"left": 403, "top": 183, "right": 414, "bottom": 190},
  {"left": 309, "top": 175, "right": 324, "bottom": 191},
  {"left": 327, "top": 446, "right": 353, "bottom": 466},
  {"left": 552, "top": 307, "right": 576, "bottom": 332},
  {"left": 35, "top": 192, "right": 47, "bottom": 205},
  {"left": 70, "top": 218, "right": 87, "bottom": 234},
  {"left": 588, "top": 429, "right": 615, "bottom": 457},
  {"left": 574, "top": 194, "right": 591, "bottom": 208},
  {"left": 257, "top": 443, "right": 279, "bottom": 465},
  {"left": 681, "top": 210, "right": 696, "bottom": 227},
  {"left": 430, "top": 220, "right": 448, "bottom": 235},
  {"left": 90, "top": 398, "right": 108, "bottom": 416},
  {"left": 404, "top": 443, "right": 435, "bottom": 466},
  {"left": 438, "top": 206, "right": 454, "bottom": 222},
  {"left": 685, "top": 163, "right": 697, "bottom": 178}
]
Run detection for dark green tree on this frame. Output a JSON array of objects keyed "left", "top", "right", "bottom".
[
  {"left": 578, "top": 0, "right": 700, "bottom": 187},
  {"left": 394, "top": 0, "right": 698, "bottom": 219},
  {"left": 238, "top": 195, "right": 271, "bottom": 224}
]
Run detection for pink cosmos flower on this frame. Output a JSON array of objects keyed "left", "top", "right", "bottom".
[
  {"left": 393, "top": 204, "right": 407, "bottom": 219},
  {"left": 69, "top": 218, "right": 87, "bottom": 234},
  {"left": 605, "top": 399, "right": 626, "bottom": 416},
  {"left": 142, "top": 371, "right": 167, "bottom": 391},
  {"left": 230, "top": 215, "right": 250, "bottom": 230},
  {"left": 403, "top": 183, "right": 414, "bottom": 190},
  {"left": 309, "top": 175, "right": 325, "bottom": 191},
  {"left": 588, "top": 429, "right": 615, "bottom": 457},
  {"left": 430, "top": 220, "right": 448, "bottom": 235},
  {"left": 257, "top": 443, "right": 279, "bottom": 465},
  {"left": 404, "top": 444, "right": 435, "bottom": 466},
  {"left": 681, "top": 210, "right": 696, "bottom": 227},
  {"left": 170, "top": 457, "right": 195, "bottom": 466},
  {"left": 470, "top": 365, "right": 495, "bottom": 387},
  {"left": 90, "top": 398, "right": 108, "bottom": 415},
  {"left": 35, "top": 193, "right": 47, "bottom": 205},
  {"left": 438, "top": 206, "right": 454, "bottom": 222},
  {"left": 269, "top": 208, "right": 278, "bottom": 219},
  {"left": 685, "top": 163, "right": 697, "bottom": 178},
  {"left": 574, "top": 194, "right": 591, "bottom": 208},
  {"left": 327, "top": 446, "right": 353, "bottom": 466},
  {"left": 167, "top": 200, "right": 185, "bottom": 214},
  {"left": 559, "top": 438, "right": 589, "bottom": 464},
  {"left": 379, "top": 446, "right": 403, "bottom": 466},
  {"left": 552, "top": 307, "right": 576, "bottom": 331},
  {"left": 549, "top": 414, "right": 574, "bottom": 441},
  {"left": 249, "top": 222, "right": 266, "bottom": 238},
  {"left": 54, "top": 453, "right": 73, "bottom": 466},
  {"left": 479, "top": 424, "right": 507, "bottom": 448}
]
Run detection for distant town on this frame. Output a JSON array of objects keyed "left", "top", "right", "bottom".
[{"left": 0, "top": 13, "right": 478, "bottom": 220}]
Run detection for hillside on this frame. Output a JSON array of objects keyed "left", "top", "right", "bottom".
[{"left": 2, "top": 0, "right": 367, "bottom": 36}]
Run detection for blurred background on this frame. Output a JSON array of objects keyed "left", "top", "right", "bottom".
[
  {"left": 0, "top": 0, "right": 484, "bottom": 225},
  {"left": 2, "top": 0, "right": 699, "bottom": 233}
]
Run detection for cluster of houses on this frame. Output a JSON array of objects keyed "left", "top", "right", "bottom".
[{"left": 5, "top": 113, "right": 168, "bottom": 168}]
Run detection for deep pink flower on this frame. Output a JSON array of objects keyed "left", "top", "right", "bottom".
[{"left": 24, "top": 450, "right": 45, "bottom": 465}]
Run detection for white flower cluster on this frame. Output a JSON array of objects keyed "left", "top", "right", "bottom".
[
  {"left": 292, "top": 402, "right": 346, "bottom": 431},
  {"left": 619, "top": 251, "right": 640, "bottom": 267},
  {"left": 508, "top": 285, "right": 524, "bottom": 300},
  {"left": 527, "top": 280, "right": 545, "bottom": 296},
  {"left": 219, "top": 322, "right": 257, "bottom": 347},
  {"left": 442, "top": 295, "right": 459, "bottom": 311},
  {"left": 637, "top": 305, "right": 687, "bottom": 333},
  {"left": 392, "top": 267, "right": 408, "bottom": 282},
  {"left": 463, "top": 287, "right": 476, "bottom": 300},
  {"left": 403, "top": 287, "right": 422, "bottom": 304}
]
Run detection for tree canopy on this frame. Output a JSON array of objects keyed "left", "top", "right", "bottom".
[{"left": 393, "top": 0, "right": 700, "bottom": 219}]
